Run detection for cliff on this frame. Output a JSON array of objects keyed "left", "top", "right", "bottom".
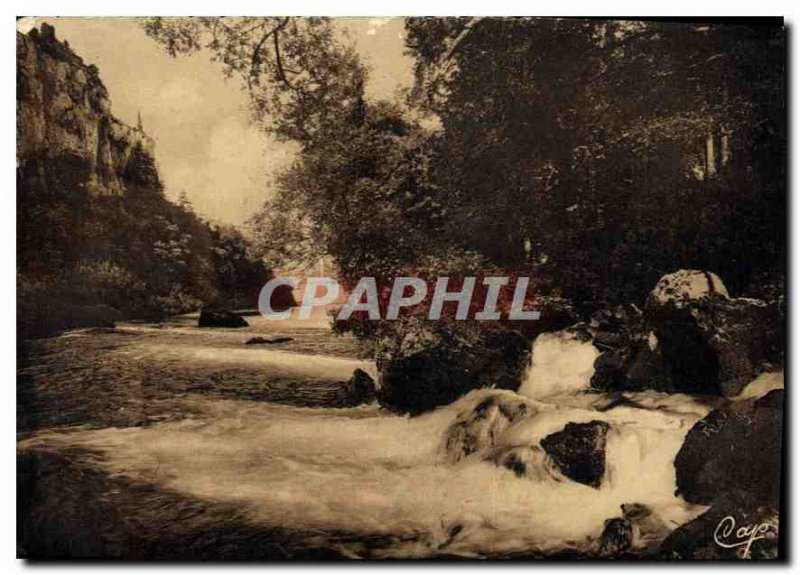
[{"left": 17, "top": 23, "right": 159, "bottom": 195}]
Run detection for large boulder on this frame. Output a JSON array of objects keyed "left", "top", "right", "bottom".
[
  {"left": 197, "top": 307, "right": 248, "bottom": 328},
  {"left": 540, "top": 420, "right": 610, "bottom": 488},
  {"left": 648, "top": 269, "right": 729, "bottom": 306},
  {"left": 674, "top": 389, "right": 783, "bottom": 507},
  {"left": 377, "top": 323, "right": 531, "bottom": 415},
  {"left": 660, "top": 490, "right": 780, "bottom": 560},
  {"left": 593, "top": 270, "right": 782, "bottom": 397}
]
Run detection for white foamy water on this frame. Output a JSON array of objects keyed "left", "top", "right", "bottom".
[
  {"left": 734, "top": 370, "right": 784, "bottom": 401},
  {"left": 22, "top": 328, "right": 779, "bottom": 558},
  {"left": 518, "top": 331, "right": 600, "bottom": 399}
]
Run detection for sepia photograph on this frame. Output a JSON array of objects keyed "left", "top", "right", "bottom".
[{"left": 14, "top": 11, "right": 786, "bottom": 562}]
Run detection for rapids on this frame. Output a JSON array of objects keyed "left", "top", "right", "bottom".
[{"left": 19, "top": 321, "right": 783, "bottom": 558}]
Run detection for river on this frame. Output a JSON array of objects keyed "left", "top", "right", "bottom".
[{"left": 17, "top": 313, "right": 784, "bottom": 559}]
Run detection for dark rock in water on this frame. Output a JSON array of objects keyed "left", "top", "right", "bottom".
[
  {"left": 589, "top": 304, "right": 643, "bottom": 350},
  {"left": 592, "top": 331, "right": 675, "bottom": 393},
  {"left": 540, "top": 420, "right": 610, "bottom": 488},
  {"left": 493, "top": 446, "right": 537, "bottom": 477},
  {"left": 644, "top": 270, "right": 782, "bottom": 396},
  {"left": 591, "top": 503, "right": 674, "bottom": 557},
  {"left": 344, "top": 369, "right": 376, "bottom": 405},
  {"left": 591, "top": 349, "right": 630, "bottom": 391},
  {"left": 526, "top": 297, "right": 580, "bottom": 337},
  {"left": 660, "top": 490, "right": 780, "bottom": 560},
  {"left": 444, "top": 391, "right": 535, "bottom": 463},
  {"left": 245, "top": 336, "right": 293, "bottom": 345},
  {"left": 587, "top": 304, "right": 667, "bottom": 393},
  {"left": 675, "top": 389, "right": 783, "bottom": 507},
  {"left": 598, "top": 518, "right": 633, "bottom": 557},
  {"left": 377, "top": 323, "right": 531, "bottom": 415},
  {"left": 592, "top": 270, "right": 783, "bottom": 397},
  {"left": 625, "top": 334, "right": 674, "bottom": 391},
  {"left": 371, "top": 300, "right": 568, "bottom": 412},
  {"left": 198, "top": 307, "right": 248, "bottom": 328}
]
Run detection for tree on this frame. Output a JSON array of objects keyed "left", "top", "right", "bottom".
[
  {"left": 145, "top": 18, "right": 447, "bottom": 287},
  {"left": 144, "top": 17, "right": 366, "bottom": 145},
  {"left": 406, "top": 18, "right": 785, "bottom": 307}
]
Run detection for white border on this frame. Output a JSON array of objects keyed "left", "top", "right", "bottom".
[{"left": 3, "top": 2, "right": 797, "bottom": 574}]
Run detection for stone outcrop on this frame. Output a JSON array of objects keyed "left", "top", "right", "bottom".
[
  {"left": 591, "top": 270, "right": 783, "bottom": 397},
  {"left": 674, "top": 389, "right": 783, "bottom": 506},
  {"left": 662, "top": 388, "right": 783, "bottom": 559},
  {"left": 17, "top": 23, "right": 159, "bottom": 196}
]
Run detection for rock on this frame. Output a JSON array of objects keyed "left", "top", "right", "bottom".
[
  {"left": 587, "top": 305, "right": 667, "bottom": 393},
  {"left": 660, "top": 490, "right": 780, "bottom": 560},
  {"left": 443, "top": 391, "right": 535, "bottom": 463},
  {"left": 18, "top": 25, "right": 158, "bottom": 196},
  {"left": 524, "top": 296, "right": 580, "bottom": 336},
  {"left": 198, "top": 307, "right": 248, "bottom": 328},
  {"left": 674, "top": 389, "right": 783, "bottom": 507},
  {"left": 593, "top": 503, "right": 674, "bottom": 557},
  {"left": 650, "top": 297, "right": 780, "bottom": 396},
  {"left": 625, "top": 332, "right": 674, "bottom": 391},
  {"left": 444, "top": 391, "right": 579, "bottom": 483},
  {"left": 590, "top": 349, "right": 631, "bottom": 392},
  {"left": 647, "top": 269, "right": 729, "bottom": 307},
  {"left": 621, "top": 503, "right": 673, "bottom": 553},
  {"left": 592, "top": 270, "right": 782, "bottom": 396},
  {"left": 245, "top": 336, "right": 293, "bottom": 345},
  {"left": 589, "top": 304, "right": 643, "bottom": 351},
  {"left": 377, "top": 322, "right": 531, "bottom": 415},
  {"left": 344, "top": 369, "right": 376, "bottom": 405},
  {"left": 489, "top": 445, "right": 558, "bottom": 481},
  {"left": 644, "top": 270, "right": 782, "bottom": 396},
  {"left": 598, "top": 518, "right": 633, "bottom": 557},
  {"left": 540, "top": 421, "right": 610, "bottom": 488},
  {"left": 592, "top": 331, "right": 673, "bottom": 393}
]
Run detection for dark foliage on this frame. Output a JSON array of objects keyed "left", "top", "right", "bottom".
[{"left": 17, "top": 151, "right": 271, "bottom": 338}]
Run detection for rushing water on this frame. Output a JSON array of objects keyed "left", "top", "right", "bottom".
[{"left": 19, "top": 323, "right": 783, "bottom": 558}]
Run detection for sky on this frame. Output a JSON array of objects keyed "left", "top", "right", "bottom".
[{"left": 21, "top": 17, "right": 414, "bottom": 226}]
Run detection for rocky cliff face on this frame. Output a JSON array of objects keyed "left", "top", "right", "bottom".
[{"left": 17, "top": 23, "right": 159, "bottom": 195}]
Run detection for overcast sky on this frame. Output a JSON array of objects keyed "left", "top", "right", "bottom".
[{"left": 25, "top": 17, "right": 414, "bottom": 226}]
